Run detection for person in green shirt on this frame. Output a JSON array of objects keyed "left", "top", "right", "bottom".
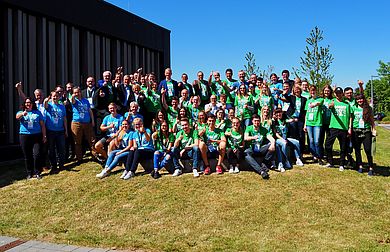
[
  {"left": 215, "top": 109, "right": 227, "bottom": 131},
  {"left": 151, "top": 110, "right": 166, "bottom": 133},
  {"left": 188, "top": 95, "right": 202, "bottom": 122},
  {"left": 303, "top": 85, "right": 324, "bottom": 164},
  {"left": 161, "top": 89, "right": 179, "bottom": 131},
  {"left": 319, "top": 84, "right": 333, "bottom": 157},
  {"left": 225, "top": 117, "right": 244, "bottom": 173},
  {"left": 179, "top": 88, "right": 191, "bottom": 109},
  {"left": 244, "top": 114, "right": 276, "bottom": 179},
  {"left": 223, "top": 68, "right": 238, "bottom": 106},
  {"left": 351, "top": 94, "right": 376, "bottom": 176},
  {"left": 195, "top": 110, "right": 208, "bottom": 139},
  {"left": 208, "top": 71, "right": 232, "bottom": 100},
  {"left": 324, "top": 87, "right": 352, "bottom": 171},
  {"left": 235, "top": 84, "right": 254, "bottom": 128},
  {"left": 144, "top": 81, "right": 161, "bottom": 127},
  {"left": 172, "top": 107, "right": 191, "bottom": 133},
  {"left": 172, "top": 118, "right": 201, "bottom": 177},
  {"left": 256, "top": 83, "right": 274, "bottom": 115},
  {"left": 193, "top": 71, "right": 211, "bottom": 107},
  {"left": 152, "top": 121, "right": 174, "bottom": 179},
  {"left": 199, "top": 115, "right": 227, "bottom": 175},
  {"left": 301, "top": 80, "right": 310, "bottom": 100}
]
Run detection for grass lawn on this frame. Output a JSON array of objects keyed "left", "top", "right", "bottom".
[{"left": 0, "top": 127, "right": 389, "bottom": 251}]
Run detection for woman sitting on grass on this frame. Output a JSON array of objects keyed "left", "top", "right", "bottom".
[
  {"left": 224, "top": 117, "right": 244, "bottom": 173},
  {"left": 96, "top": 120, "right": 133, "bottom": 179},
  {"left": 151, "top": 121, "right": 174, "bottom": 179}
]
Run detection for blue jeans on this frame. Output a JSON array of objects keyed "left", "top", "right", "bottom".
[
  {"left": 244, "top": 144, "right": 274, "bottom": 173},
  {"left": 105, "top": 150, "right": 129, "bottom": 171},
  {"left": 153, "top": 150, "right": 173, "bottom": 170},
  {"left": 47, "top": 130, "right": 66, "bottom": 170},
  {"left": 172, "top": 146, "right": 200, "bottom": 170},
  {"left": 306, "top": 126, "right": 321, "bottom": 158},
  {"left": 276, "top": 138, "right": 300, "bottom": 168}
]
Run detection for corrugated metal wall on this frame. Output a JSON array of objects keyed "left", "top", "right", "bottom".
[{"left": 1, "top": 6, "right": 165, "bottom": 145}]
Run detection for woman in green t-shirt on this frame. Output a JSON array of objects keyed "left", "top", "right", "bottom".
[
  {"left": 225, "top": 117, "right": 244, "bottom": 173},
  {"left": 234, "top": 84, "right": 254, "bottom": 128},
  {"left": 351, "top": 94, "right": 376, "bottom": 176},
  {"left": 303, "top": 85, "right": 324, "bottom": 164},
  {"left": 152, "top": 121, "right": 174, "bottom": 179},
  {"left": 319, "top": 84, "right": 333, "bottom": 158}
]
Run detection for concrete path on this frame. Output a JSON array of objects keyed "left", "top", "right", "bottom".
[
  {"left": 379, "top": 124, "right": 390, "bottom": 130},
  {"left": 0, "top": 236, "right": 123, "bottom": 252}
]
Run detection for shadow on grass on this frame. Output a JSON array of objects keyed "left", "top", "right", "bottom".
[{"left": 0, "top": 160, "right": 27, "bottom": 188}]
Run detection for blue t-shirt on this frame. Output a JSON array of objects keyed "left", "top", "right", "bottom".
[
  {"left": 102, "top": 114, "right": 124, "bottom": 137},
  {"left": 72, "top": 98, "right": 91, "bottom": 123},
  {"left": 45, "top": 102, "right": 66, "bottom": 131},
  {"left": 18, "top": 110, "right": 43, "bottom": 135},
  {"left": 124, "top": 112, "right": 144, "bottom": 129},
  {"left": 120, "top": 131, "right": 133, "bottom": 149},
  {"left": 270, "top": 83, "right": 283, "bottom": 99},
  {"left": 133, "top": 128, "right": 154, "bottom": 150}
]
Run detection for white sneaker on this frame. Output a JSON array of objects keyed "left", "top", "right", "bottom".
[
  {"left": 339, "top": 166, "right": 344, "bottom": 172},
  {"left": 296, "top": 158, "right": 304, "bottom": 166},
  {"left": 234, "top": 166, "right": 240, "bottom": 173},
  {"left": 123, "top": 171, "right": 135, "bottom": 180},
  {"left": 229, "top": 165, "right": 234, "bottom": 174},
  {"left": 120, "top": 170, "right": 128, "bottom": 179},
  {"left": 193, "top": 169, "right": 200, "bottom": 177},
  {"left": 277, "top": 163, "right": 285, "bottom": 172},
  {"left": 172, "top": 169, "right": 182, "bottom": 177},
  {"left": 96, "top": 168, "right": 110, "bottom": 179}
]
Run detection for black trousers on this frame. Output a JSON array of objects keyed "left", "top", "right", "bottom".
[
  {"left": 125, "top": 148, "right": 154, "bottom": 172},
  {"left": 20, "top": 133, "right": 42, "bottom": 176},
  {"left": 325, "top": 128, "right": 348, "bottom": 166},
  {"left": 319, "top": 123, "right": 330, "bottom": 158},
  {"left": 226, "top": 148, "right": 243, "bottom": 166},
  {"left": 352, "top": 129, "right": 373, "bottom": 168}
]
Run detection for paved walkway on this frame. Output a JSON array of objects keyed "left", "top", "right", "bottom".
[{"left": 0, "top": 236, "right": 123, "bottom": 252}]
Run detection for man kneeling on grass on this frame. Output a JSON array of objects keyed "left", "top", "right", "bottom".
[
  {"left": 244, "top": 114, "right": 276, "bottom": 179},
  {"left": 199, "top": 114, "right": 226, "bottom": 175},
  {"left": 171, "top": 118, "right": 201, "bottom": 177}
]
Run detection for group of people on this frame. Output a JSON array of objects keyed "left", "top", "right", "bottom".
[{"left": 15, "top": 67, "right": 377, "bottom": 180}]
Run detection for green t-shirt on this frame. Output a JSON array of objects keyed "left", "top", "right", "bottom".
[
  {"left": 244, "top": 125, "right": 270, "bottom": 148},
  {"left": 176, "top": 129, "right": 199, "bottom": 150},
  {"left": 223, "top": 79, "right": 237, "bottom": 104},
  {"left": 234, "top": 95, "right": 253, "bottom": 119},
  {"left": 203, "top": 127, "right": 224, "bottom": 149},
  {"left": 144, "top": 90, "right": 161, "bottom": 113},
  {"left": 154, "top": 132, "right": 175, "bottom": 151},
  {"left": 302, "top": 90, "right": 310, "bottom": 100},
  {"left": 258, "top": 94, "right": 273, "bottom": 110},
  {"left": 351, "top": 105, "right": 371, "bottom": 129},
  {"left": 210, "top": 81, "right": 225, "bottom": 97},
  {"left": 329, "top": 98, "right": 351, "bottom": 130},
  {"left": 197, "top": 122, "right": 207, "bottom": 135},
  {"left": 346, "top": 98, "right": 357, "bottom": 107},
  {"left": 305, "top": 97, "right": 324, "bottom": 126},
  {"left": 167, "top": 106, "right": 179, "bottom": 128},
  {"left": 189, "top": 105, "right": 200, "bottom": 122},
  {"left": 215, "top": 119, "right": 227, "bottom": 132},
  {"left": 322, "top": 98, "right": 332, "bottom": 125},
  {"left": 225, "top": 128, "right": 243, "bottom": 150}
]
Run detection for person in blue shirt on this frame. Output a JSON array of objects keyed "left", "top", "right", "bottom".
[
  {"left": 123, "top": 118, "right": 154, "bottom": 180},
  {"left": 269, "top": 73, "right": 283, "bottom": 107},
  {"left": 96, "top": 120, "right": 133, "bottom": 179},
  {"left": 71, "top": 87, "right": 96, "bottom": 165},
  {"left": 44, "top": 91, "right": 68, "bottom": 173},
  {"left": 95, "top": 103, "right": 124, "bottom": 160},
  {"left": 124, "top": 102, "right": 144, "bottom": 130},
  {"left": 16, "top": 97, "right": 47, "bottom": 179}
]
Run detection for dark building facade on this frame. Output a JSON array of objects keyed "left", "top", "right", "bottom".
[{"left": 0, "top": 0, "right": 171, "bottom": 147}]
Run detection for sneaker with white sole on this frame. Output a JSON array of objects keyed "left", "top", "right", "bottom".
[
  {"left": 193, "top": 169, "right": 200, "bottom": 177},
  {"left": 229, "top": 165, "right": 234, "bottom": 174},
  {"left": 296, "top": 158, "right": 304, "bottom": 167},
  {"left": 323, "top": 163, "right": 334, "bottom": 168},
  {"left": 172, "top": 169, "right": 182, "bottom": 177},
  {"left": 339, "top": 166, "right": 344, "bottom": 171},
  {"left": 96, "top": 168, "right": 110, "bottom": 179},
  {"left": 276, "top": 162, "right": 284, "bottom": 172},
  {"left": 120, "top": 170, "right": 128, "bottom": 179},
  {"left": 123, "top": 171, "right": 135, "bottom": 180},
  {"left": 234, "top": 166, "right": 240, "bottom": 173}
]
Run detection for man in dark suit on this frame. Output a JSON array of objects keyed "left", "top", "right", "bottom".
[{"left": 117, "top": 74, "right": 135, "bottom": 115}]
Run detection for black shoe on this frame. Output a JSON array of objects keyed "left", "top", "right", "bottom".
[
  {"left": 76, "top": 160, "right": 83, "bottom": 166},
  {"left": 49, "top": 168, "right": 60, "bottom": 175},
  {"left": 26, "top": 175, "right": 32, "bottom": 180},
  {"left": 152, "top": 171, "right": 161, "bottom": 179},
  {"left": 34, "top": 174, "right": 42, "bottom": 180},
  {"left": 318, "top": 159, "right": 325, "bottom": 166},
  {"left": 261, "top": 171, "right": 270, "bottom": 180}
]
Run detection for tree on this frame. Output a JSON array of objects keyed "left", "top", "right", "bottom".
[
  {"left": 298, "top": 26, "right": 334, "bottom": 89},
  {"left": 244, "top": 52, "right": 261, "bottom": 79},
  {"left": 365, "top": 61, "right": 390, "bottom": 113}
]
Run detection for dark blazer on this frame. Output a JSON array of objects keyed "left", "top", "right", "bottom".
[
  {"left": 285, "top": 95, "right": 307, "bottom": 121},
  {"left": 192, "top": 80, "right": 211, "bottom": 99},
  {"left": 117, "top": 83, "right": 135, "bottom": 109},
  {"left": 82, "top": 87, "right": 97, "bottom": 107}
]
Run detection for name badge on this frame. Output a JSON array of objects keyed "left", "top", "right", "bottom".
[
  {"left": 359, "top": 118, "right": 365, "bottom": 128},
  {"left": 208, "top": 144, "right": 217, "bottom": 152},
  {"left": 80, "top": 113, "right": 85, "bottom": 119},
  {"left": 28, "top": 121, "right": 34, "bottom": 129},
  {"left": 54, "top": 118, "right": 59, "bottom": 124},
  {"left": 282, "top": 103, "right": 289, "bottom": 111},
  {"left": 308, "top": 113, "right": 314, "bottom": 121}
]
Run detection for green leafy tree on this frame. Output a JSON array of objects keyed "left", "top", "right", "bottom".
[
  {"left": 244, "top": 52, "right": 261, "bottom": 79},
  {"left": 365, "top": 61, "right": 390, "bottom": 113},
  {"left": 299, "top": 26, "right": 334, "bottom": 89}
]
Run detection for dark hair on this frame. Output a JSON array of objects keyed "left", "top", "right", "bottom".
[
  {"left": 344, "top": 87, "right": 353, "bottom": 93},
  {"left": 171, "top": 96, "right": 179, "bottom": 102},
  {"left": 252, "top": 114, "right": 260, "bottom": 120},
  {"left": 178, "top": 107, "right": 189, "bottom": 121},
  {"left": 282, "top": 70, "right": 290, "bottom": 76},
  {"left": 21, "top": 97, "right": 37, "bottom": 111},
  {"left": 270, "top": 73, "right": 278, "bottom": 79},
  {"left": 225, "top": 68, "right": 233, "bottom": 74},
  {"left": 355, "top": 94, "right": 373, "bottom": 123},
  {"left": 208, "top": 114, "right": 216, "bottom": 120},
  {"left": 257, "top": 77, "right": 264, "bottom": 82}
]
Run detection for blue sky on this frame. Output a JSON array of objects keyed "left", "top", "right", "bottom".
[{"left": 107, "top": 0, "right": 389, "bottom": 88}]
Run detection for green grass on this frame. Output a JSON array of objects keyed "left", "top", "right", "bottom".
[{"left": 0, "top": 127, "right": 390, "bottom": 251}]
